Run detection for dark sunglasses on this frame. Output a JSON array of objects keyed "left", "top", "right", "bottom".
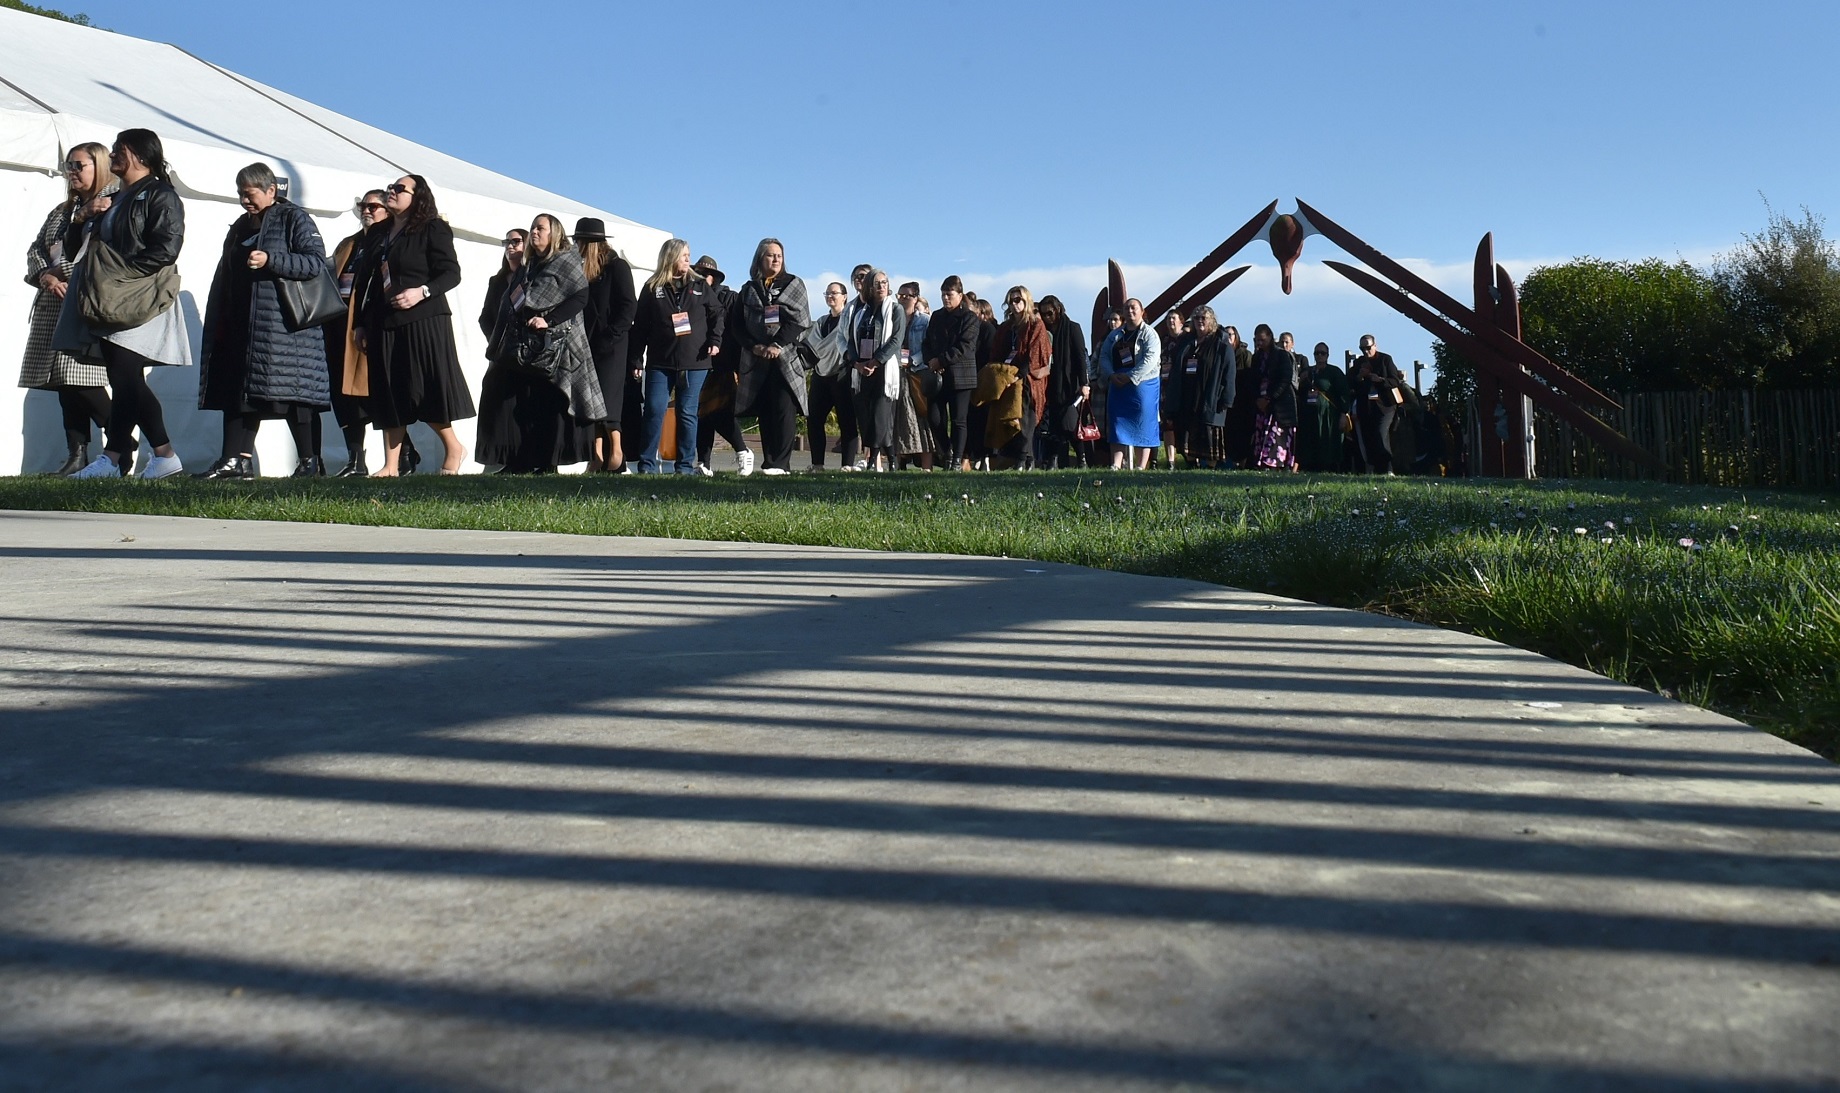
[
  {"left": 386, "top": 183, "right": 412, "bottom": 195},
  {"left": 61, "top": 160, "right": 89, "bottom": 173},
  {"left": 358, "top": 202, "right": 385, "bottom": 213},
  {"left": 503, "top": 238, "right": 524, "bottom": 247}
]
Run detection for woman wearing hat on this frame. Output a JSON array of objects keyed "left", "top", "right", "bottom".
[
  {"left": 573, "top": 218, "right": 636, "bottom": 473},
  {"left": 692, "top": 254, "right": 755, "bottom": 475}
]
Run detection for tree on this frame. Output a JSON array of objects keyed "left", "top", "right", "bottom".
[
  {"left": 0, "top": 0, "right": 91, "bottom": 24},
  {"left": 1433, "top": 257, "right": 1732, "bottom": 404},
  {"left": 1715, "top": 203, "right": 1840, "bottom": 387}
]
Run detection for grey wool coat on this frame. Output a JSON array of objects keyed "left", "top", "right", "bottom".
[
  {"left": 18, "top": 198, "right": 111, "bottom": 388},
  {"left": 198, "top": 197, "right": 333, "bottom": 410}
]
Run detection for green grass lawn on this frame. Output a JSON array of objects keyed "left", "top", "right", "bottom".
[{"left": 4, "top": 469, "right": 1836, "bottom": 760}]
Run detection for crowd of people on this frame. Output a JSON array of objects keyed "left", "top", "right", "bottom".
[{"left": 19, "top": 127, "right": 1453, "bottom": 479}]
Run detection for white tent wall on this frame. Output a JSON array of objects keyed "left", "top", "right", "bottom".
[{"left": 0, "top": 7, "right": 669, "bottom": 477}]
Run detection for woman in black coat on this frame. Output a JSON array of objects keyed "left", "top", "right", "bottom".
[
  {"left": 574, "top": 218, "right": 636, "bottom": 473},
  {"left": 64, "top": 128, "right": 190, "bottom": 480},
  {"left": 1167, "top": 305, "right": 1236, "bottom": 468},
  {"left": 196, "top": 162, "right": 333, "bottom": 479},
  {"left": 354, "top": 174, "right": 475, "bottom": 475},
  {"left": 476, "top": 215, "right": 597, "bottom": 473},
  {"left": 627, "top": 238, "right": 724, "bottom": 474},
  {"left": 1036, "top": 294, "right": 1088, "bottom": 469}
]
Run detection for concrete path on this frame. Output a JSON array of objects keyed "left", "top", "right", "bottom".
[{"left": 0, "top": 510, "right": 1836, "bottom": 1092}]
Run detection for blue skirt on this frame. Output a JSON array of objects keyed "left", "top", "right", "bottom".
[{"left": 1107, "top": 376, "right": 1161, "bottom": 447}]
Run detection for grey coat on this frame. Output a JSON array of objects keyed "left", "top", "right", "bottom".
[{"left": 198, "top": 198, "right": 332, "bottom": 409}]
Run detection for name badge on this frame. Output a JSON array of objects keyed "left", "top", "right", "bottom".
[
  {"left": 338, "top": 271, "right": 355, "bottom": 298},
  {"left": 1306, "top": 394, "right": 1319, "bottom": 404},
  {"left": 900, "top": 348, "right": 912, "bottom": 366},
  {"left": 1120, "top": 353, "right": 1133, "bottom": 367},
  {"left": 1005, "top": 351, "right": 1017, "bottom": 364},
  {"left": 764, "top": 305, "right": 780, "bottom": 326},
  {"left": 672, "top": 311, "right": 692, "bottom": 336},
  {"left": 1184, "top": 357, "right": 1198, "bottom": 374},
  {"left": 858, "top": 337, "right": 877, "bottom": 361},
  {"left": 509, "top": 285, "right": 527, "bottom": 310}
]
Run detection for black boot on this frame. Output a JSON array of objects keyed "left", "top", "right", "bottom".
[
  {"left": 335, "top": 451, "right": 368, "bottom": 477},
  {"left": 399, "top": 436, "right": 422, "bottom": 476},
  {"left": 291, "top": 456, "right": 324, "bottom": 478},
  {"left": 52, "top": 443, "right": 89, "bottom": 477},
  {"left": 196, "top": 456, "right": 255, "bottom": 481}
]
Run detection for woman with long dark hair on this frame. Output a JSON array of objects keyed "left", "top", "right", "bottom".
[
  {"left": 476, "top": 214, "right": 604, "bottom": 473},
  {"left": 1248, "top": 323, "right": 1298, "bottom": 470},
  {"left": 19, "top": 140, "right": 116, "bottom": 475},
  {"left": 65, "top": 128, "right": 189, "bottom": 480},
  {"left": 574, "top": 218, "right": 636, "bottom": 473},
  {"left": 324, "top": 190, "right": 396, "bottom": 476},
  {"left": 730, "top": 238, "right": 810, "bottom": 475},
  {"left": 353, "top": 173, "right": 474, "bottom": 475},
  {"left": 1035, "top": 294, "right": 1087, "bottom": 469},
  {"left": 195, "top": 161, "right": 333, "bottom": 479}
]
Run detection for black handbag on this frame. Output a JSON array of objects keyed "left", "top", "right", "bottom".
[
  {"left": 278, "top": 263, "right": 347, "bottom": 331},
  {"left": 515, "top": 327, "right": 559, "bottom": 381}
]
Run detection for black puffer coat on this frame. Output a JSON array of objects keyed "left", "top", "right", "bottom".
[{"left": 198, "top": 198, "right": 332, "bottom": 409}]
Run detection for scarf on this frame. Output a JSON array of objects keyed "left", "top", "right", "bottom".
[{"left": 512, "top": 248, "right": 604, "bottom": 421}]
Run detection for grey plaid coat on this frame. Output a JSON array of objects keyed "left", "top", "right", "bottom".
[{"left": 18, "top": 200, "right": 108, "bottom": 389}]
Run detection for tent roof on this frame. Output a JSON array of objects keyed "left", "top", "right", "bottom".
[{"left": 0, "top": 8, "right": 669, "bottom": 254}]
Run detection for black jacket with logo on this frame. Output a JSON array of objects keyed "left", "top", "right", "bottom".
[{"left": 628, "top": 274, "right": 724, "bottom": 372}]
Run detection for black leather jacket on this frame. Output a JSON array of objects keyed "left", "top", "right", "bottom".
[{"left": 97, "top": 176, "right": 185, "bottom": 275}]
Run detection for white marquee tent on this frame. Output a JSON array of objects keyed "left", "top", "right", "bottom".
[{"left": 0, "top": 8, "right": 671, "bottom": 475}]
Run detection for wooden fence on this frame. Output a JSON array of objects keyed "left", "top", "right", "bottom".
[{"left": 1530, "top": 388, "right": 1840, "bottom": 488}]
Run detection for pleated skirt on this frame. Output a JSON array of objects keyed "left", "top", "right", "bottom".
[{"left": 369, "top": 316, "right": 475, "bottom": 428}]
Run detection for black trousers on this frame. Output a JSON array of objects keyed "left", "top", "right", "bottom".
[
  {"left": 696, "top": 407, "right": 748, "bottom": 465},
  {"left": 855, "top": 385, "right": 893, "bottom": 452},
  {"left": 807, "top": 371, "right": 857, "bottom": 468},
  {"left": 1357, "top": 398, "right": 1394, "bottom": 473},
  {"left": 101, "top": 343, "right": 170, "bottom": 454},
  {"left": 931, "top": 374, "right": 973, "bottom": 466},
  {"left": 223, "top": 408, "right": 314, "bottom": 462},
  {"left": 57, "top": 386, "right": 110, "bottom": 447},
  {"left": 755, "top": 370, "right": 800, "bottom": 472}
]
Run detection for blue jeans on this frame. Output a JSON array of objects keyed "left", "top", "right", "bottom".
[{"left": 639, "top": 368, "right": 708, "bottom": 474}]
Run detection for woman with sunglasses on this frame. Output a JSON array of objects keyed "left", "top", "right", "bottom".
[
  {"left": 352, "top": 174, "right": 474, "bottom": 475},
  {"left": 18, "top": 141, "right": 116, "bottom": 475},
  {"left": 988, "top": 286, "right": 1050, "bottom": 469},
  {"left": 65, "top": 128, "right": 190, "bottom": 481},
  {"left": 321, "top": 190, "right": 394, "bottom": 476}
]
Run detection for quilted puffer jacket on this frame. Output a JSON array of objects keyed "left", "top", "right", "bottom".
[{"left": 198, "top": 197, "right": 332, "bottom": 408}]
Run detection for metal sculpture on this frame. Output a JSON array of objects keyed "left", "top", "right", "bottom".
[{"left": 1095, "top": 200, "right": 1662, "bottom": 476}]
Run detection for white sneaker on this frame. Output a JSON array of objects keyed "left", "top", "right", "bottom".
[
  {"left": 70, "top": 454, "right": 124, "bottom": 479},
  {"left": 735, "top": 449, "right": 756, "bottom": 477},
  {"left": 694, "top": 462, "right": 714, "bottom": 478},
  {"left": 851, "top": 459, "right": 869, "bottom": 472},
  {"left": 140, "top": 453, "right": 184, "bottom": 480},
  {"left": 762, "top": 467, "right": 788, "bottom": 476}
]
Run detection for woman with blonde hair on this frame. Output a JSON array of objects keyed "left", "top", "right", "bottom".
[
  {"left": 987, "top": 285, "right": 1050, "bottom": 468},
  {"left": 476, "top": 214, "right": 604, "bottom": 473},
  {"left": 18, "top": 140, "right": 117, "bottom": 474},
  {"left": 627, "top": 237, "right": 724, "bottom": 473}
]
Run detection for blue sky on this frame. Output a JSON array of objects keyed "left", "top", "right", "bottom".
[{"left": 60, "top": 0, "right": 1840, "bottom": 380}]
